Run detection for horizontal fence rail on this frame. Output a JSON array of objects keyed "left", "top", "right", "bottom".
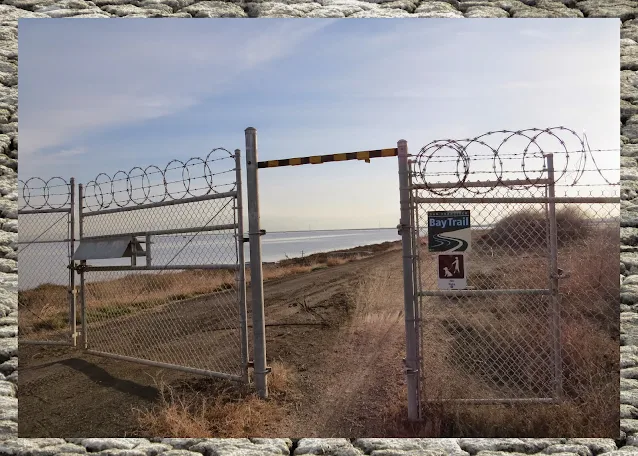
[{"left": 414, "top": 196, "right": 620, "bottom": 204}]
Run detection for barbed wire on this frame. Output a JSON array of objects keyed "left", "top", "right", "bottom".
[
  {"left": 411, "top": 148, "right": 620, "bottom": 163},
  {"left": 410, "top": 166, "right": 620, "bottom": 178},
  {"left": 83, "top": 147, "right": 235, "bottom": 212},
  {"left": 414, "top": 127, "right": 616, "bottom": 196},
  {"left": 18, "top": 177, "right": 71, "bottom": 211}
]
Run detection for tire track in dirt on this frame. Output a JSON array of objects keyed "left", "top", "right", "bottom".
[{"left": 270, "top": 252, "right": 408, "bottom": 437}]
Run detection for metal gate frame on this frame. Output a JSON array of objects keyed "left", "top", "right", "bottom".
[
  {"left": 75, "top": 150, "right": 250, "bottom": 382},
  {"left": 18, "top": 177, "right": 77, "bottom": 347},
  {"left": 399, "top": 144, "right": 620, "bottom": 420}
]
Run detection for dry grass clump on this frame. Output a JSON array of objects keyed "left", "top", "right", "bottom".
[
  {"left": 346, "top": 261, "right": 403, "bottom": 335},
  {"left": 479, "top": 207, "right": 592, "bottom": 250},
  {"left": 133, "top": 360, "right": 298, "bottom": 437},
  {"left": 326, "top": 257, "right": 349, "bottom": 267},
  {"left": 18, "top": 283, "right": 69, "bottom": 333}
]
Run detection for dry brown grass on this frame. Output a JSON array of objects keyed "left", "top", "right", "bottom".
[
  {"left": 133, "top": 360, "right": 298, "bottom": 437},
  {"left": 346, "top": 263, "right": 403, "bottom": 335},
  {"left": 18, "top": 283, "right": 69, "bottom": 332},
  {"left": 19, "top": 244, "right": 382, "bottom": 335},
  {"left": 326, "top": 257, "right": 349, "bottom": 267},
  {"left": 383, "top": 212, "right": 619, "bottom": 437}
]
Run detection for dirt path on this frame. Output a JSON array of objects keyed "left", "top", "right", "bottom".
[
  {"left": 19, "top": 248, "right": 408, "bottom": 437},
  {"left": 269, "top": 252, "right": 407, "bottom": 437}
]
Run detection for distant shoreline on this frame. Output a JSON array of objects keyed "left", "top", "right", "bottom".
[
  {"left": 252, "top": 239, "right": 402, "bottom": 266},
  {"left": 266, "top": 227, "right": 396, "bottom": 234}
]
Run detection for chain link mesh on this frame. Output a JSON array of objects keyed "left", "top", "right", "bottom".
[
  {"left": 79, "top": 149, "right": 247, "bottom": 379},
  {"left": 17, "top": 179, "right": 74, "bottom": 344}
]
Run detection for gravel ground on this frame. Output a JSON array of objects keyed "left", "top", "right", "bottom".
[{"left": 0, "top": 2, "right": 636, "bottom": 453}]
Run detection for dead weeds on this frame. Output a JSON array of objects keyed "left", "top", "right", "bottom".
[{"left": 133, "top": 360, "right": 299, "bottom": 437}]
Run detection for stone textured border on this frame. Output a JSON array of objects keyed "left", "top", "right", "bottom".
[{"left": 0, "top": 2, "right": 636, "bottom": 453}]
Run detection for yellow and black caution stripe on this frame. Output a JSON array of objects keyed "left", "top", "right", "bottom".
[{"left": 257, "top": 148, "right": 398, "bottom": 169}]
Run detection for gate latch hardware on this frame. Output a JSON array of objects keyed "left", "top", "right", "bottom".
[
  {"left": 402, "top": 358, "right": 419, "bottom": 375},
  {"left": 397, "top": 223, "right": 408, "bottom": 235},
  {"left": 551, "top": 268, "right": 570, "bottom": 279}
]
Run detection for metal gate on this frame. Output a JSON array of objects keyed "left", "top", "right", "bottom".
[
  {"left": 18, "top": 177, "right": 77, "bottom": 346},
  {"left": 74, "top": 148, "right": 249, "bottom": 381},
  {"left": 399, "top": 127, "right": 620, "bottom": 419}
]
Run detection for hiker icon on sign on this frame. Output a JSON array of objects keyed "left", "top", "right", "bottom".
[
  {"left": 438, "top": 255, "right": 464, "bottom": 280},
  {"left": 451, "top": 257, "right": 460, "bottom": 274}
]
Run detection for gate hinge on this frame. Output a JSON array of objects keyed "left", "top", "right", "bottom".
[
  {"left": 70, "top": 262, "right": 87, "bottom": 273},
  {"left": 247, "top": 361, "right": 271, "bottom": 374}
]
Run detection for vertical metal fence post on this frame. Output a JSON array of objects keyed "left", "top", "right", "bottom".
[
  {"left": 235, "top": 149, "right": 250, "bottom": 384},
  {"left": 78, "top": 184, "right": 87, "bottom": 350},
  {"left": 407, "top": 161, "right": 422, "bottom": 415},
  {"left": 398, "top": 139, "right": 420, "bottom": 421},
  {"left": 145, "top": 234, "right": 152, "bottom": 268},
  {"left": 69, "top": 178, "right": 77, "bottom": 347},
  {"left": 546, "top": 153, "right": 563, "bottom": 400},
  {"left": 245, "top": 127, "right": 269, "bottom": 398}
]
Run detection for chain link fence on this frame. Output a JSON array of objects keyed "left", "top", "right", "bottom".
[
  {"left": 76, "top": 149, "right": 249, "bottom": 381},
  {"left": 407, "top": 127, "right": 619, "bottom": 408},
  {"left": 18, "top": 177, "right": 76, "bottom": 345}
]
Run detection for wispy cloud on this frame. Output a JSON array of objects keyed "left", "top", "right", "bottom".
[
  {"left": 51, "top": 147, "right": 86, "bottom": 158},
  {"left": 519, "top": 29, "right": 550, "bottom": 40},
  {"left": 18, "top": 19, "right": 335, "bottom": 158}
]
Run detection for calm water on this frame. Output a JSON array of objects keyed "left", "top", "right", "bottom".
[{"left": 18, "top": 228, "right": 400, "bottom": 289}]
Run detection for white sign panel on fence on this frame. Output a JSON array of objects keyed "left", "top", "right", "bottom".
[{"left": 437, "top": 253, "right": 467, "bottom": 290}]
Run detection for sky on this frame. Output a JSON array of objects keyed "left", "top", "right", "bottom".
[{"left": 19, "top": 19, "right": 619, "bottom": 231}]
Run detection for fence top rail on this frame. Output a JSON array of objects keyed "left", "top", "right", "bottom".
[
  {"left": 79, "top": 223, "right": 238, "bottom": 241},
  {"left": 414, "top": 196, "right": 620, "bottom": 204},
  {"left": 83, "top": 264, "right": 240, "bottom": 272},
  {"left": 82, "top": 190, "right": 237, "bottom": 217},
  {"left": 412, "top": 178, "right": 551, "bottom": 190},
  {"left": 257, "top": 148, "right": 398, "bottom": 169},
  {"left": 18, "top": 207, "right": 72, "bottom": 215}
]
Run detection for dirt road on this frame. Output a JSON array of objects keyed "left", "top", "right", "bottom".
[{"left": 19, "top": 248, "right": 407, "bottom": 437}]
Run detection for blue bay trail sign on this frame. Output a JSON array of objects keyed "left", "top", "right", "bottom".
[
  {"left": 428, "top": 210, "right": 471, "bottom": 290},
  {"left": 427, "top": 210, "right": 471, "bottom": 252}
]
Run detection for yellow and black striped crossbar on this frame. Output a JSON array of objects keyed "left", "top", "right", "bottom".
[{"left": 257, "top": 148, "right": 398, "bottom": 169}]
